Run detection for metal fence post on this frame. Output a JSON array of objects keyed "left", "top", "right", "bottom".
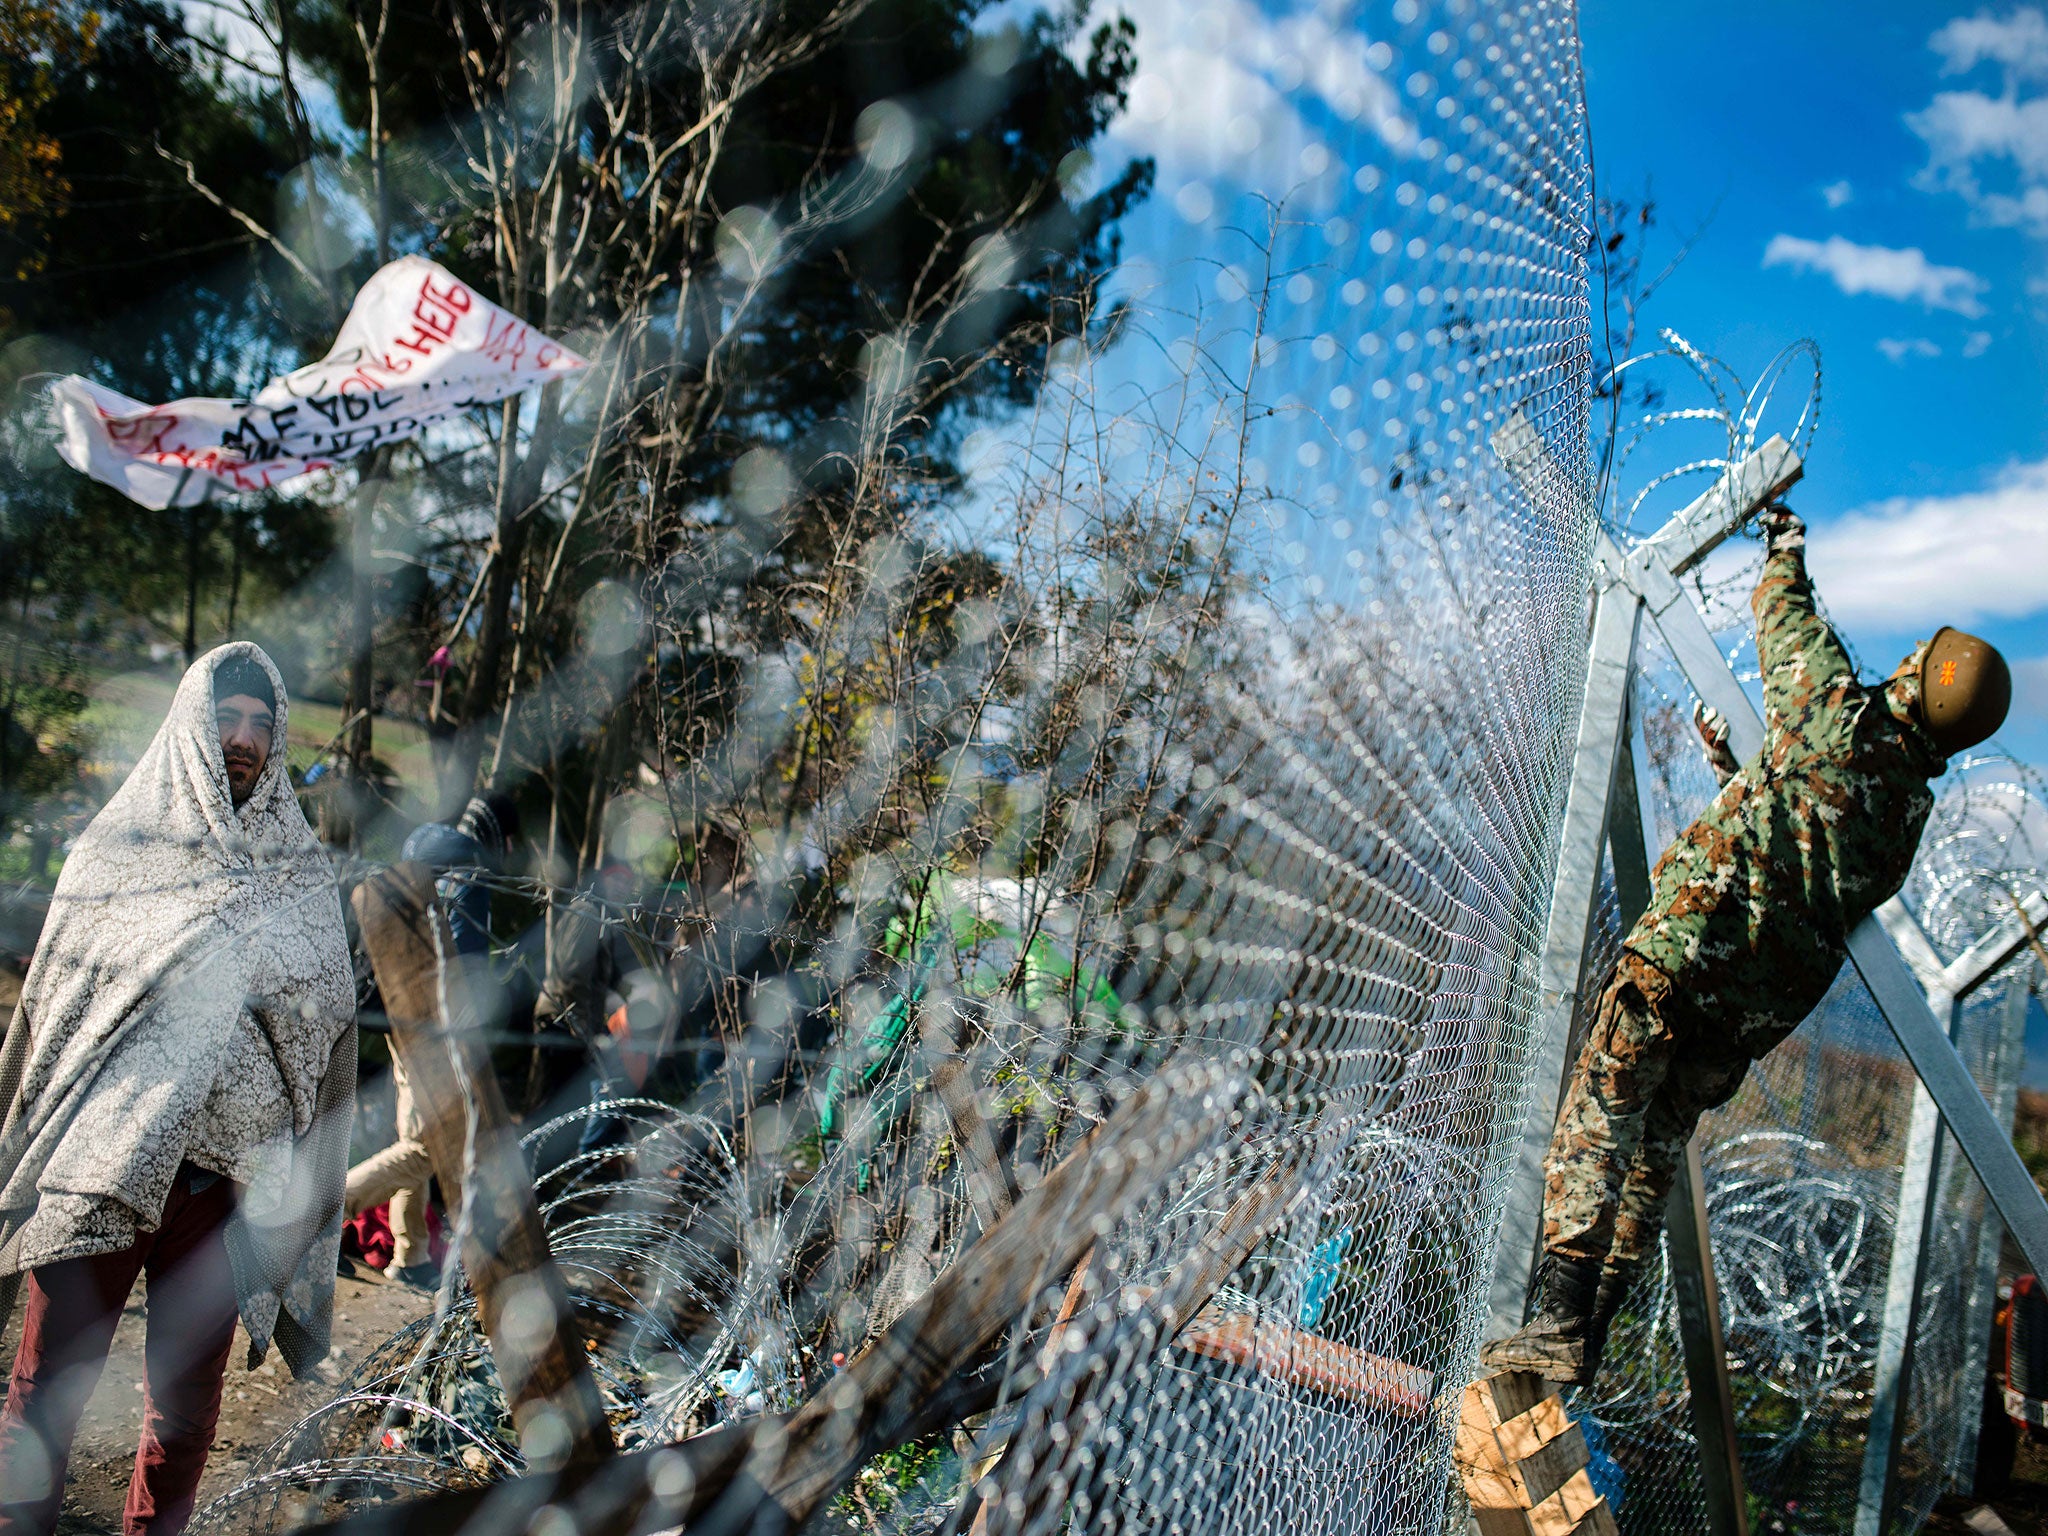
[
  {"left": 1856, "top": 899, "right": 2048, "bottom": 1526},
  {"left": 1666, "top": 1141, "right": 1752, "bottom": 1536},
  {"left": 1846, "top": 920, "right": 2048, "bottom": 1289},
  {"left": 1486, "top": 573, "right": 1642, "bottom": 1336},
  {"left": 1854, "top": 979, "right": 1958, "bottom": 1536}
]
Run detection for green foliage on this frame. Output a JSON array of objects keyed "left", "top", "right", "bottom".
[
  {"left": 836, "top": 1433, "right": 950, "bottom": 1519},
  {"left": 0, "top": 0, "right": 99, "bottom": 291},
  {"left": 0, "top": 0, "right": 1150, "bottom": 921}
]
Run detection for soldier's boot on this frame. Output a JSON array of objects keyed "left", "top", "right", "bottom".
[
  {"left": 1479, "top": 1253, "right": 1604, "bottom": 1386},
  {"left": 1583, "top": 1260, "right": 1639, "bottom": 1380}
]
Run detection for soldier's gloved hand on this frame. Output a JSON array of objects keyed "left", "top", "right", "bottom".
[
  {"left": 1756, "top": 503, "right": 1805, "bottom": 553},
  {"left": 1693, "top": 701, "right": 1730, "bottom": 752},
  {"left": 1693, "top": 700, "right": 1739, "bottom": 785}
]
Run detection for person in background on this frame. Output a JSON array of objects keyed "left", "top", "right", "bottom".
[
  {"left": 533, "top": 861, "right": 680, "bottom": 1154},
  {"left": 342, "top": 793, "right": 518, "bottom": 1290},
  {"left": 0, "top": 646, "right": 356, "bottom": 1536},
  {"left": 398, "top": 793, "right": 519, "bottom": 957}
]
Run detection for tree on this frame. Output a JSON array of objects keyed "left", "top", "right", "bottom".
[
  {"left": 279, "top": 0, "right": 1145, "bottom": 817},
  {"left": 0, "top": 0, "right": 337, "bottom": 856},
  {"left": 0, "top": 0, "right": 97, "bottom": 295}
]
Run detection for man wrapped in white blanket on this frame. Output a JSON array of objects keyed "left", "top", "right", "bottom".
[{"left": 0, "top": 644, "right": 356, "bottom": 1536}]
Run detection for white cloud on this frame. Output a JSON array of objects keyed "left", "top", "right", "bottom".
[
  {"left": 1877, "top": 336, "right": 1942, "bottom": 361},
  {"left": 1099, "top": 0, "right": 1412, "bottom": 193},
  {"left": 1762, "top": 233, "right": 1989, "bottom": 315},
  {"left": 1822, "top": 179, "right": 1854, "bottom": 209},
  {"left": 1910, "top": 89, "right": 2048, "bottom": 230},
  {"left": 1965, "top": 329, "right": 1995, "bottom": 355},
  {"left": 1912, "top": 10, "right": 2048, "bottom": 235},
  {"left": 1932, "top": 8, "right": 2048, "bottom": 77},
  {"left": 1804, "top": 456, "right": 2048, "bottom": 629}
]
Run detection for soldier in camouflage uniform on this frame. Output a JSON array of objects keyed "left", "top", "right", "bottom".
[{"left": 1484, "top": 505, "right": 2013, "bottom": 1385}]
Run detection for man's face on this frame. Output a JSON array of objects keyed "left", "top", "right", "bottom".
[{"left": 216, "top": 693, "right": 274, "bottom": 806}]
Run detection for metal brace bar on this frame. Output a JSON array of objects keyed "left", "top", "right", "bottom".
[
  {"left": 1603, "top": 529, "right": 1765, "bottom": 764},
  {"left": 1852, "top": 913, "right": 2036, "bottom": 1531},
  {"left": 1845, "top": 920, "right": 2048, "bottom": 1281},
  {"left": 1848, "top": 915, "right": 2048, "bottom": 1533},
  {"left": 1877, "top": 899, "right": 1952, "bottom": 996},
  {"left": 1633, "top": 434, "right": 1804, "bottom": 578},
  {"left": 1611, "top": 706, "right": 1655, "bottom": 917},
  {"left": 1940, "top": 889, "right": 2048, "bottom": 1002}
]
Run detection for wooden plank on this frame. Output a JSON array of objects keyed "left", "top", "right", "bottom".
[
  {"left": 1461, "top": 1460, "right": 1527, "bottom": 1515},
  {"left": 352, "top": 862, "right": 615, "bottom": 1469},
  {"left": 1455, "top": 1384, "right": 1508, "bottom": 1463},
  {"left": 1472, "top": 1510, "right": 1535, "bottom": 1536},
  {"left": 1495, "top": 1393, "right": 1573, "bottom": 1461},
  {"left": 1572, "top": 1498, "right": 1621, "bottom": 1536},
  {"left": 1480, "top": 1370, "right": 1557, "bottom": 1426},
  {"left": 1526, "top": 1469, "right": 1600, "bottom": 1536},
  {"left": 1512, "top": 1423, "right": 1590, "bottom": 1507},
  {"left": 1455, "top": 1383, "right": 1532, "bottom": 1514}
]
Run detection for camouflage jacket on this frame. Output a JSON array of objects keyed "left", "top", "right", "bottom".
[{"left": 1623, "top": 543, "right": 1946, "bottom": 1037}]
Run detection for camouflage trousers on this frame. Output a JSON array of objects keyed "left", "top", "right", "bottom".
[{"left": 1541, "top": 953, "right": 1755, "bottom": 1273}]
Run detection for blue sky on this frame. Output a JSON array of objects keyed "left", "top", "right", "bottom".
[{"left": 1580, "top": 1, "right": 2048, "bottom": 767}]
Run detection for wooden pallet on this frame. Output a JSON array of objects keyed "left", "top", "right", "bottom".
[{"left": 1454, "top": 1371, "right": 1618, "bottom": 1536}]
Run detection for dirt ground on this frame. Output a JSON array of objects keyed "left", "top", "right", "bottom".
[
  {"left": 1927, "top": 1436, "right": 2048, "bottom": 1536},
  {"left": 0, "top": 1269, "right": 432, "bottom": 1533}
]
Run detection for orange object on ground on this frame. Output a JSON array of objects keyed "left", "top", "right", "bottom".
[{"left": 1174, "top": 1302, "right": 1434, "bottom": 1417}]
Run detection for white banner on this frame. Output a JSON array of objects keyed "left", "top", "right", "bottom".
[{"left": 53, "top": 255, "right": 589, "bottom": 509}]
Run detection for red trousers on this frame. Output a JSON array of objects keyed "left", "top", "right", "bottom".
[{"left": 0, "top": 1166, "right": 239, "bottom": 1536}]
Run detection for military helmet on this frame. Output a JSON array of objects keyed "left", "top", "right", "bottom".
[{"left": 1918, "top": 627, "right": 2011, "bottom": 754}]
